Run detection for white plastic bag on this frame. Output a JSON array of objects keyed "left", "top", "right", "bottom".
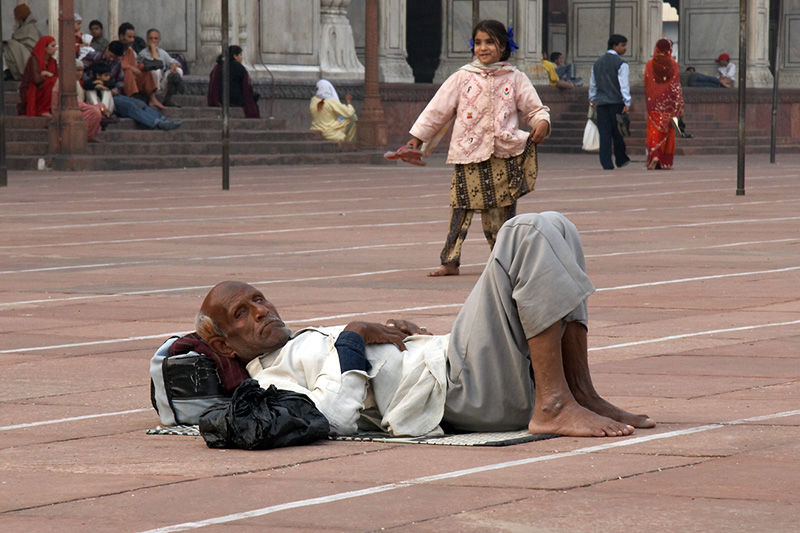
[{"left": 582, "top": 119, "right": 600, "bottom": 152}]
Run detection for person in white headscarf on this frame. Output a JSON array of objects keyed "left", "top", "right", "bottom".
[{"left": 309, "top": 79, "right": 357, "bottom": 142}]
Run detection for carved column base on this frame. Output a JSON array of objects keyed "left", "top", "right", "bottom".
[
  {"left": 357, "top": 116, "right": 388, "bottom": 148},
  {"left": 320, "top": 2, "right": 364, "bottom": 80},
  {"left": 379, "top": 58, "right": 413, "bottom": 83},
  {"left": 48, "top": 111, "right": 88, "bottom": 154},
  {"left": 747, "top": 67, "right": 774, "bottom": 89}
]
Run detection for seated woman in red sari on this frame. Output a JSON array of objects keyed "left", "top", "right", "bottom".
[
  {"left": 644, "top": 39, "right": 684, "bottom": 170},
  {"left": 18, "top": 36, "right": 59, "bottom": 117}
]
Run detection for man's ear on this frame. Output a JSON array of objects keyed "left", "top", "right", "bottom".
[{"left": 207, "top": 335, "right": 237, "bottom": 359}]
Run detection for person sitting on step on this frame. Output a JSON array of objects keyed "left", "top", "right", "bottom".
[{"left": 138, "top": 28, "right": 185, "bottom": 107}]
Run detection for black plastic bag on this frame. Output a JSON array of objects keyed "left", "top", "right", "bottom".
[{"left": 199, "top": 380, "right": 330, "bottom": 450}]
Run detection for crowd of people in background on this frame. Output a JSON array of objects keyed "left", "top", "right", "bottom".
[{"left": 3, "top": 2, "right": 733, "bottom": 163}]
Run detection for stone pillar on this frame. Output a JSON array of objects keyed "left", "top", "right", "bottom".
[
  {"left": 320, "top": 0, "right": 364, "bottom": 80},
  {"left": 680, "top": 0, "right": 772, "bottom": 88},
  {"left": 50, "top": 0, "right": 87, "bottom": 154},
  {"left": 108, "top": 0, "right": 119, "bottom": 40},
  {"left": 568, "top": 0, "right": 660, "bottom": 86},
  {"left": 357, "top": 0, "right": 388, "bottom": 148},
  {"left": 198, "top": 0, "right": 223, "bottom": 73},
  {"left": 779, "top": 1, "right": 800, "bottom": 87},
  {"left": 433, "top": 0, "right": 546, "bottom": 83},
  {"left": 49, "top": 0, "right": 59, "bottom": 43},
  {"left": 378, "top": 0, "right": 413, "bottom": 82}
]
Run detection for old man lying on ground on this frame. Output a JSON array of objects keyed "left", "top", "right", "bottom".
[{"left": 188, "top": 212, "right": 654, "bottom": 439}]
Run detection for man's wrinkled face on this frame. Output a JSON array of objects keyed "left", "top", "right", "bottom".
[{"left": 202, "top": 282, "right": 291, "bottom": 363}]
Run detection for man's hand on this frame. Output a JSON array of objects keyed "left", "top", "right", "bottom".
[
  {"left": 344, "top": 93, "right": 352, "bottom": 105},
  {"left": 622, "top": 105, "right": 630, "bottom": 114},
  {"left": 385, "top": 319, "right": 432, "bottom": 337},
  {"left": 344, "top": 321, "right": 418, "bottom": 351},
  {"left": 129, "top": 65, "right": 141, "bottom": 76}
]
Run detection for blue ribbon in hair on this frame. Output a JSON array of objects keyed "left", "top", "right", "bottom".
[
  {"left": 507, "top": 27, "right": 519, "bottom": 51},
  {"left": 469, "top": 26, "right": 520, "bottom": 54}
]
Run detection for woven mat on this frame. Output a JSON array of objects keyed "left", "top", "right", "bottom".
[
  {"left": 146, "top": 425, "right": 201, "bottom": 436},
  {"left": 145, "top": 425, "right": 557, "bottom": 447},
  {"left": 331, "top": 430, "right": 558, "bottom": 447}
]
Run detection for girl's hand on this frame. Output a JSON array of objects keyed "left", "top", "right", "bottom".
[
  {"left": 529, "top": 121, "right": 549, "bottom": 144},
  {"left": 406, "top": 137, "right": 422, "bottom": 150}
]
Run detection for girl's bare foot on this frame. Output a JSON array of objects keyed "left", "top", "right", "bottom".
[
  {"left": 528, "top": 397, "right": 634, "bottom": 437},
  {"left": 575, "top": 393, "right": 655, "bottom": 429},
  {"left": 428, "top": 264, "right": 459, "bottom": 277}
]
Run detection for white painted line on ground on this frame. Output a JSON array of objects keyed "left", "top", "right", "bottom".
[
  {"left": 1, "top": 236, "right": 796, "bottom": 276},
  {"left": 596, "top": 265, "right": 800, "bottom": 291},
  {"left": 585, "top": 237, "right": 800, "bottom": 258},
  {"left": 2, "top": 261, "right": 796, "bottom": 309},
  {"left": 0, "top": 408, "right": 151, "bottom": 432},
  {"left": 0, "top": 219, "right": 445, "bottom": 251},
  {"left": 3, "top": 207, "right": 798, "bottom": 250},
  {"left": 581, "top": 215, "right": 800, "bottom": 234},
  {"left": 25, "top": 205, "right": 444, "bottom": 232},
  {"left": 589, "top": 319, "right": 800, "bottom": 352},
  {"left": 0, "top": 332, "right": 187, "bottom": 354},
  {"left": 138, "top": 409, "right": 800, "bottom": 533}
]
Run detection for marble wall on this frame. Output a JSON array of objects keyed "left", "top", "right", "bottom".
[
  {"left": 568, "top": 0, "right": 664, "bottom": 84},
  {"left": 4, "top": 0, "right": 797, "bottom": 89},
  {"left": 776, "top": 0, "right": 800, "bottom": 86},
  {"left": 680, "top": 0, "right": 772, "bottom": 87}
]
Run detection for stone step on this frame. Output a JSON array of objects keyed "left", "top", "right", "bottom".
[
  {"left": 84, "top": 139, "right": 359, "bottom": 156},
  {"left": 104, "top": 116, "right": 287, "bottom": 130},
  {"left": 95, "top": 128, "right": 323, "bottom": 143},
  {"left": 38, "top": 150, "right": 390, "bottom": 171}
]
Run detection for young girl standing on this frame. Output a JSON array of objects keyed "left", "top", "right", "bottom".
[{"left": 406, "top": 19, "right": 550, "bottom": 277}]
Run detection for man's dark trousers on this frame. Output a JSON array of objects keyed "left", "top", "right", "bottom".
[{"left": 596, "top": 103, "right": 629, "bottom": 170}]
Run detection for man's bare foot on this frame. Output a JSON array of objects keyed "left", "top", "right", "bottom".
[
  {"left": 428, "top": 264, "right": 459, "bottom": 277},
  {"left": 150, "top": 98, "right": 166, "bottom": 110},
  {"left": 529, "top": 397, "right": 634, "bottom": 437},
  {"left": 575, "top": 393, "right": 655, "bottom": 429}
]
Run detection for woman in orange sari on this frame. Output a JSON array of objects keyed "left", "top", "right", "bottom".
[
  {"left": 644, "top": 39, "right": 683, "bottom": 170},
  {"left": 18, "top": 35, "right": 59, "bottom": 117}
]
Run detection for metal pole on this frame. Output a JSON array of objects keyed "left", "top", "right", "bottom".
[
  {"left": 221, "top": 0, "right": 230, "bottom": 190},
  {"left": 770, "top": 0, "right": 784, "bottom": 164},
  {"left": 472, "top": 0, "right": 480, "bottom": 29},
  {"left": 736, "top": 0, "right": 747, "bottom": 196},
  {"left": 610, "top": 0, "right": 616, "bottom": 36},
  {"left": 0, "top": 0, "right": 7, "bottom": 187}
]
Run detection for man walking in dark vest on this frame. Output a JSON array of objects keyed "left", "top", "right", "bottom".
[{"left": 589, "top": 34, "right": 631, "bottom": 170}]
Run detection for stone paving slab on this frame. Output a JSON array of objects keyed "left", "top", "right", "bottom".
[{"left": 1, "top": 152, "right": 799, "bottom": 531}]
